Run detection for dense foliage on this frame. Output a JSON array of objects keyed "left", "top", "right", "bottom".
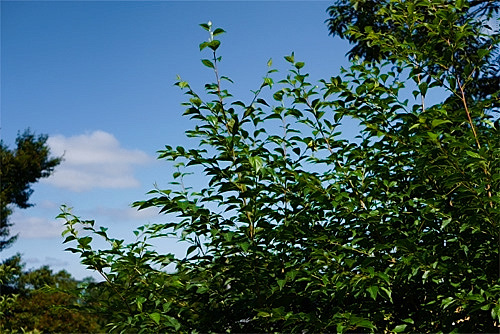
[
  {"left": 326, "top": 0, "right": 500, "bottom": 116},
  {"left": 0, "top": 256, "right": 102, "bottom": 333},
  {"left": 59, "top": 1, "right": 499, "bottom": 332},
  {"left": 0, "top": 130, "right": 61, "bottom": 251}
]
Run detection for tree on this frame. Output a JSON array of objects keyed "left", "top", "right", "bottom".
[
  {"left": 0, "top": 256, "right": 103, "bottom": 333},
  {"left": 327, "top": 0, "right": 499, "bottom": 59},
  {"left": 0, "top": 130, "right": 61, "bottom": 251},
  {"left": 326, "top": 0, "right": 500, "bottom": 103},
  {"left": 60, "top": 2, "right": 499, "bottom": 332},
  {"left": 0, "top": 130, "right": 65, "bottom": 332}
]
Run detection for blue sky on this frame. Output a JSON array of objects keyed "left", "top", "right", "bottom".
[{"left": 1, "top": 1, "right": 353, "bottom": 280}]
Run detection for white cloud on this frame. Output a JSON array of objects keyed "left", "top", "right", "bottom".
[
  {"left": 8, "top": 206, "right": 159, "bottom": 241},
  {"left": 40, "top": 200, "right": 59, "bottom": 209},
  {"left": 44, "top": 131, "right": 152, "bottom": 192},
  {"left": 10, "top": 214, "right": 64, "bottom": 239},
  {"left": 24, "top": 257, "right": 69, "bottom": 268},
  {"left": 92, "top": 206, "right": 160, "bottom": 222}
]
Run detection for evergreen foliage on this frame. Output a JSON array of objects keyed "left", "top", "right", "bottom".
[{"left": 0, "top": 130, "right": 61, "bottom": 251}]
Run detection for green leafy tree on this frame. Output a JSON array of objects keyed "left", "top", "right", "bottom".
[
  {"left": 0, "top": 130, "right": 61, "bottom": 251},
  {"left": 326, "top": 0, "right": 499, "bottom": 62},
  {"left": 326, "top": 0, "right": 500, "bottom": 104},
  {"left": 60, "top": 2, "right": 499, "bottom": 332}
]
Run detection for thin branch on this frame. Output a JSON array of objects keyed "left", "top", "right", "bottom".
[
  {"left": 417, "top": 73, "right": 425, "bottom": 113},
  {"left": 456, "top": 75, "right": 481, "bottom": 149}
]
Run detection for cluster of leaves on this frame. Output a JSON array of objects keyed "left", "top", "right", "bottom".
[
  {"left": 57, "top": 212, "right": 184, "bottom": 332},
  {"left": 59, "top": 1, "right": 499, "bottom": 332},
  {"left": 0, "top": 255, "right": 102, "bottom": 333},
  {"left": 326, "top": 0, "right": 499, "bottom": 60},
  {"left": 327, "top": 0, "right": 500, "bottom": 107}
]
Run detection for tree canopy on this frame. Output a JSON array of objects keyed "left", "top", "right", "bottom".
[
  {"left": 0, "top": 255, "right": 102, "bottom": 333},
  {"left": 326, "top": 0, "right": 500, "bottom": 106},
  {"left": 59, "top": 1, "right": 499, "bottom": 332},
  {"left": 0, "top": 131, "right": 94, "bottom": 333}
]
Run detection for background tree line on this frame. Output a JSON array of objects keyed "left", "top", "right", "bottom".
[{"left": 0, "top": 132, "right": 103, "bottom": 332}]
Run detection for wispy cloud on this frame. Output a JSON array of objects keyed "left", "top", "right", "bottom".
[
  {"left": 44, "top": 131, "right": 152, "bottom": 192},
  {"left": 9, "top": 206, "right": 158, "bottom": 241},
  {"left": 23, "top": 256, "right": 69, "bottom": 268},
  {"left": 10, "top": 213, "right": 64, "bottom": 239},
  {"left": 92, "top": 206, "right": 160, "bottom": 222}
]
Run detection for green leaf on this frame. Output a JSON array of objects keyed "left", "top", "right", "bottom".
[
  {"left": 177, "top": 80, "right": 189, "bottom": 88},
  {"left": 136, "top": 296, "right": 146, "bottom": 312},
  {"left": 239, "top": 242, "right": 250, "bottom": 252},
  {"left": 273, "top": 90, "right": 284, "bottom": 101},
  {"left": 199, "top": 41, "right": 208, "bottom": 51},
  {"left": 484, "top": 119, "right": 496, "bottom": 129},
  {"left": 380, "top": 287, "right": 393, "bottom": 303},
  {"left": 447, "top": 77, "right": 457, "bottom": 90},
  {"left": 431, "top": 119, "right": 451, "bottom": 128},
  {"left": 441, "top": 297, "right": 454, "bottom": 309},
  {"left": 367, "top": 285, "right": 379, "bottom": 300},
  {"left": 427, "top": 131, "right": 439, "bottom": 141},
  {"left": 199, "top": 23, "right": 210, "bottom": 31},
  {"left": 78, "top": 236, "right": 92, "bottom": 247},
  {"left": 208, "top": 40, "right": 220, "bottom": 51},
  {"left": 491, "top": 305, "right": 500, "bottom": 321},
  {"left": 201, "top": 59, "right": 215, "bottom": 68},
  {"left": 284, "top": 52, "right": 295, "bottom": 63},
  {"left": 441, "top": 218, "right": 452, "bottom": 229},
  {"left": 418, "top": 82, "right": 428, "bottom": 96},
  {"left": 256, "top": 98, "right": 269, "bottom": 106},
  {"left": 356, "top": 318, "right": 376, "bottom": 329},
  {"left": 63, "top": 235, "right": 76, "bottom": 243},
  {"left": 465, "top": 150, "right": 482, "bottom": 159},
  {"left": 249, "top": 156, "right": 264, "bottom": 173},
  {"left": 393, "top": 324, "right": 407, "bottom": 332},
  {"left": 149, "top": 312, "right": 161, "bottom": 325},
  {"left": 166, "top": 316, "right": 181, "bottom": 330},
  {"left": 186, "top": 245, "right": 198, "bottom": 256},
  {"left": 263, "top": 77, "right": 273, "bottom": 87},
  {"left": 295, "top": 62, "right": 305, "bottom": 69},
  {"left": 377, "top": 272, "right": 390, "bottom": 285},
  {"left": 221, "top": 75, "right": 233, "bottom": 83},
  {"left": 163, "top": 302, "right": 172, "bottom": 312},
  {"left": 257, "top": 311, "right": 272, "bottom": 317},
  {"left": 212, "top": 28, "right": 225, "bottom": 36}
]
